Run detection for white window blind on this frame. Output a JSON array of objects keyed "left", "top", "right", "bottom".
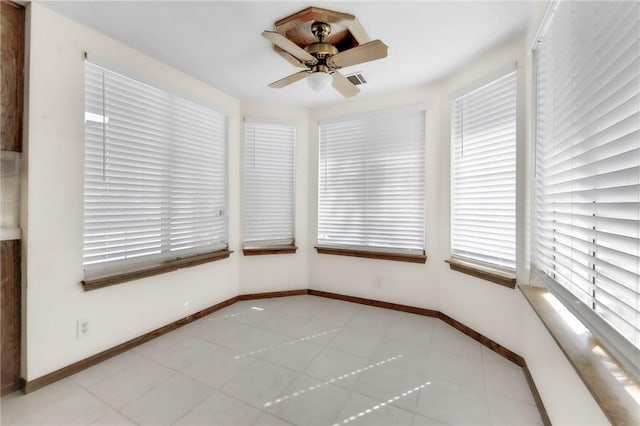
[
  {"left": 451, "top": 70, "right": 517, "bottom": 270},
  {"left": 534, "top": 0, "right": 640, "bottom": 374},
  {"left": 318, "top": 106, "right": 425, "bottom": 254},
  {"left": 243, "top": 118, "right": 295, "bottom": 247},
  {"left": 84, "top": 61, "right": 228, "bottom": 276}
]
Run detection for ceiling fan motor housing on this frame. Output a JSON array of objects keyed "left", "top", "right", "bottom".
[
  {"left": 305, "top": 42, "right": 338, "bottom": 63},
  {"left": 305, "top": 22, "right": 338, "bottom": 67}
]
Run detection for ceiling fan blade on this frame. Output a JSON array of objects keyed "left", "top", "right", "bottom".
[
  {"left": 327, "top": 40, "right": 388, "bottom": 69},
  {"left": 262, "top": 31, "right": 317, "bottom": 64},
  {"left": 331, "top": 71, "right": 359, "bottom": 97},
  {"left": 269, "top": 71, "right": 311, "bottom": 88},
  {"left": 276, "top": 49, "right": 306, "bottom": 68}
]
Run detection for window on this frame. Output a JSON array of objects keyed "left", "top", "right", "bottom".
[
  {"left": 451, "top": 70, "right": 517, "bottom": 271},
  {"left": 533, "top": 1, "right": 639, "bottom": 377},
  {"left": 83, "top": 61, "right": 228, "bottom": 278},
  {"left": 243, "top": 118, "right": 295, "bottom": 249},
  {"left": 317, "top": 106, "right": 425, "bottom": 257}
]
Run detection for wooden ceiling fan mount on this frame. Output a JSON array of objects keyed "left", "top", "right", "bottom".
[{"left": 262, "top": 7, "right": 388, "bottom": 97}]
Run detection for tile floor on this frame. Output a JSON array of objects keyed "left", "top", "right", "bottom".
[{"left": 1, "top": 295, "right": 543, "bottom": 425}]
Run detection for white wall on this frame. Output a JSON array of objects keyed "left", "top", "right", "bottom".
[
  {"left": 24, "top": 3, "right": 242, "bottom": 380},
  {"left": 436, "top": 36, "right": 527, "bottom": 355},
  {"left": 521, "top": 297, "right": 610, "bottom": 425},
  {"left": 308, "top": 86, "right": 442, "bottom": 312}
]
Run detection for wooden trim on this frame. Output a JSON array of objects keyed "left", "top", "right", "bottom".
[
  {"left": 519, "top": 285, "right": 640, "bottom": 426},
  {"left": 315, "top": 246, "right": 427, "bottom": 264},
  {"left": 437, "top": 311, "right": 524, "bottom": 367},
  {"left": 445, "top": 258, "right": 516, "bottom": 289},
  {"left": 1, "top": 240, "right": 21, "bottom": 396},
  {"left": 21, "top": 296, "right": 239, "bottom": 394},
  {"left": 307, "top": 289, "right": 438, "bottom": 317},
  {"left": 82, "top": 250, "right": 233, "bottom": 291},
  {"left": 523, "top": 363, "right": 552, "bottom": 426},
  {"left": 243, "top": 246, "right": 297, "bottom": 256},
  {"left": 308, "top": 290, "right": 524, "bottom": 366},
  {"left": 20, "top": 286, "right": 550, "bottom": 426},
  {"left": 0, "top": 0, "right": 25, "bottom": 397},
  {"left": 238, "top": 289, "right": 308, "bottom": 300},
  {"left": 1, "top": 1, "right": 25, "bottom": 152}
]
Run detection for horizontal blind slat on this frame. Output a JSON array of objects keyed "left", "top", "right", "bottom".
[
  {"left": 318, "top": 107, "right": 425, "bottom": 253},
  {"left": 451, "top": 71, "right": 517, "bottom": 270},
  {"left": 534, "top": 0, "right": 640, "bottom": 357},
  {"left": 243, "top": 118, "right": 296, "bottom": 246},
  {"left": 83, "top": 61, "right": 228, "bottom": 274}
]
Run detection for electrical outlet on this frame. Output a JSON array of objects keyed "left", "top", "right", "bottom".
[{"left": 77, "top": 319, "right": 89, "bottom": 339}]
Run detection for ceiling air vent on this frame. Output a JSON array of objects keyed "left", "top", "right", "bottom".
[{"left": 346, "top": 73, "right": 367, "bottom": 85}]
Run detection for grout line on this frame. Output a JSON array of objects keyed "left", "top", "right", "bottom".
[
  {"left": 234, "top": 329, "right": 341, "bottom": 359},
  {"left": 295, "top": 327, "right": 342, "bottom": 373},
  {"left": 216, "top": 368, "right": 300, "bottom": 416},
  {"left": 480, "top": 341, "right": 496, "bottom": 424},
  {"left": 332, "top": 382, "right": 432, "bottom": 426},
  {"left": 73, "top": 368, "right": 174, "bottom": 426},
  {"left": 263, "top": 355, "right": 404, "bottom": 408}
]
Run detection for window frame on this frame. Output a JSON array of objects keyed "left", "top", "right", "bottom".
[
  {"left": 82, "top": 60, "right": 230, "bottom": 289},
  {"left": 449, "top": 68, "right": 518, "bottom": 275},
  {"left": 316, "top": 105, "right": 427, "bottom": 261},
  {"left": 531, "top": 0, "right": 640, "bottom": 380},
  {"left": 242, "top": 117, "right": 297, "bottom": 254}
]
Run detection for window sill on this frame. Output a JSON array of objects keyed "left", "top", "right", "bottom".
[
  {"left": 243, "top": 245, "right": 297, "bottom": 256},
  {"left": 315, "top": 246, "right": 427, "bottom": 264},
  {"left": 82, "top": 249, "right": 233, "bottom": 291},
  {"left": 519, "top": 285, "right": 640, "bottom": 426},
  {"left": 445, "top": 258, "right": 516, "bottom": 289}
]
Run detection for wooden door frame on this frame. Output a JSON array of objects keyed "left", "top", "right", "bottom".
[{"left": 1, "top": 0, "right": 25, "bottom": 396}]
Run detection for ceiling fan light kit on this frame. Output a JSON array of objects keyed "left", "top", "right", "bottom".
[
  {"left": 308, "top": 69, "right": 333, "bottom": 92},
  {"left": 262, "top": 7, "right": 388, "bottom": 98}
]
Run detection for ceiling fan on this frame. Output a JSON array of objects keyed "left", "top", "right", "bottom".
[{"left": 262, "top": 8, "right": 388, "bottom": 97}]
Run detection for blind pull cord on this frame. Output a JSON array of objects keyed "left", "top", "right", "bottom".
[{"left": 101, "top": 69, "right": 107, "bottom": 182}]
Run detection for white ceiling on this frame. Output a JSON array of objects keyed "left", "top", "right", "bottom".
[{"left": 43, "top": 1, "right": 534, "bottom": 107}]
